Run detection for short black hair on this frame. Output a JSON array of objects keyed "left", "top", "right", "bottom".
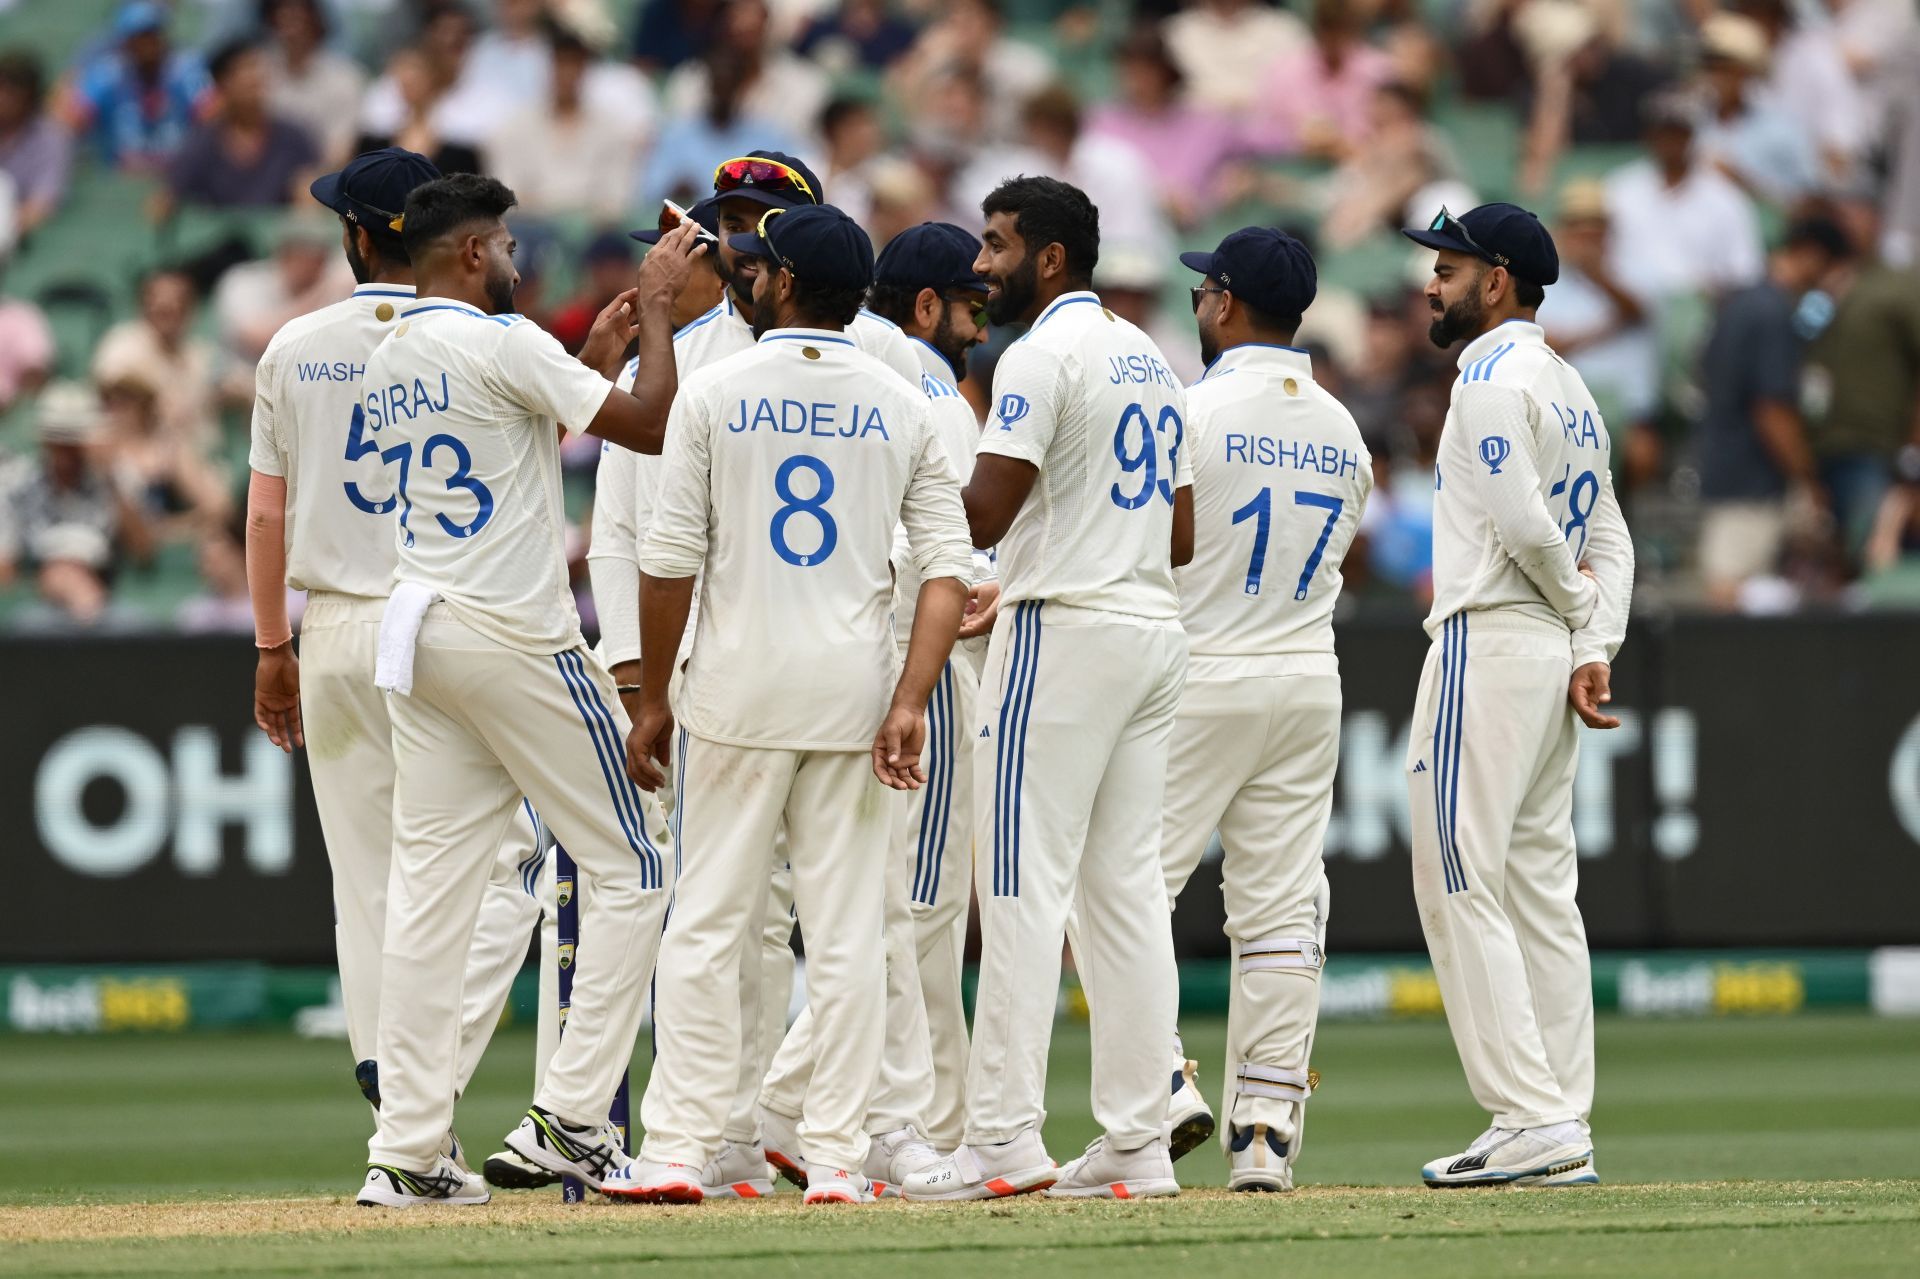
[
  {"left": 259, "top": 0, "right": 329, "bottom": 38},
  {"left": 864, "top": 280, "right": 920, "bottom": 328},
  {"left": 0, "top": 49, "right": 46, "bottom": 109},
  {"left": 982, "top": 174, "right": 1099, "bottom": 285},
  {"left": 1513, "top": 277, "right": 1545, "bottom": 308},
  {"left": 791, "top": 278, "right": 865, "bottom": 329},
  {"left": 401, "top": 174, "right": 517, "bottom": 259},
  {"left": 820, "top": 94, "right": 872, "bottom": 141},
  {"left": 1241, "top": 298, "right": 1304, "bottom": 337},
  {"left": 1782, "top": 215, "right": 1853, "bottom": 262},
  {"left": 208, "top": 37, "right": 260, "bottom": 84}
]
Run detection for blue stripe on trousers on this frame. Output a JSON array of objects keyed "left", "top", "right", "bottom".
[
  {"left": 1434, "top": 616, "right": 1461, "bottom": 894},
  {"left": 1445, "top": 614, "right": 1468, "bottom": 893},
  {"left": 993, "top": 603, "right": 1038, "bottom": 897},
  {"left": 552, "top": 651, "right": 659, "bottom": 889}
]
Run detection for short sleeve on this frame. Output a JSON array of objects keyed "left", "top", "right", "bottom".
[
  {"left": 490, "top": 320, "right": 614, "bottom": 436},
  {"left": 974, "top": 340, "right": 1067, "bottom": 468},
  {"left": 247, "top": 344, "right": 284, "bottom": 476}
]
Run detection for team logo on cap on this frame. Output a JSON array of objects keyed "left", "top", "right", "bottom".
[
  {"left": 1478, "top": 436, "right": 1511, "bottom": 475},
  {"left": 996, "top": 394, "right": 1030, "bottom": 429}
]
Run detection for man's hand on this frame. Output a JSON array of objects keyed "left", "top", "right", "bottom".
[
  {"left": 872, "top": 704, "right": 928, "bottom": 790},
  {"left": 254, "top": 641, "right": 303, "bottom": 752},
  {"left": 635, "top": 220, "right": 708, "bottom": 308},
  {"left": 1569, "top": 661, "right": 1620, "bottom": 729},
  {"left": 625, "top": 702, "right": 676, "bottom": 792},
  {"left": 957, "top": 579, "right": 1000, "bottom": 640},
  {"left": 579, "top": 288, "right": 642, "bottom": 379}
]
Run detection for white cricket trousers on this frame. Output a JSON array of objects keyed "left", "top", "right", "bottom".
[
  {"left": 966, "top": 602, "right": 1186, "bottom": 1150},
  {"left": 369, "top": 609, "right": 671, "bottom": 1171},
  {"left": 758, "top": 653, "right": 976, "bottom": 1144},
  {"left": 1159, "top": 666, "right": 1338, "bottom": 1145},
  {"left": 642, "top": 736, "right": 891, "bottom": 1171},
  {"left": 1408, "top": 611, "right": 1592, "bottom": 1131},
  {"left": 301, "top": 593, "right": 547, "bottom": 1106}
]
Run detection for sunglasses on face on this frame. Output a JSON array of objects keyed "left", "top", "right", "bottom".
[
  {"left": 713, "top": 156, "right": 817, "bottom": 202},
  {"left": 1429, "top": 206, "right": 1509, "bottom": 269},
  {"left": 947, "top": 292, "right": 989, "bottom": 326},
  {"left": 1190, "top": 284, "right": 1227, "bottom": 313}
]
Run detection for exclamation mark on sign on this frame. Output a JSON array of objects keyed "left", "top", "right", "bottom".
[{"left": 1652, "top": 708, "right": 1698, "bottom": 860}]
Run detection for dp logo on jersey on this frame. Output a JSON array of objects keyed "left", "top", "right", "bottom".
[
  {"left": 1478, "top": 435, "right": 1511, "bottom": 475},
  {"left": 996, "top": 393, "right": 1030, "bottom": 429}
]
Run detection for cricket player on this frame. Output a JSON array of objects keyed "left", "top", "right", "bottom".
[
  {"left": 756, "top": 221, "right": 994, "bottom": 1185},
  {"left": 245, "top": 148, "right": 550, "bottom": 1185},
  {"left": 589, "top": 157, "right": 921, "bottom": 1187},
  {"left": 353, "top": 174, "right": 705, "bottom": 1206},
  {"left": 606, "top": 204, "right": 973, "bottom": 1204},
  {"left": 1163, "top": 228, "right": 1372, "bottom": 1191},
  {"left": 1399, "top": 203, "right": 1632, "bottom": 1187},
  {"left": 906, "top": 176, "right": 1193, "bottom": 1201}
]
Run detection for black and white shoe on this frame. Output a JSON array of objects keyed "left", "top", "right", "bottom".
[
  {"left": 1421, "top": 1123, "right": 1598, "bottom": 1188},
  {"left": 356, "top": 1155, "right": 491, "bottom": 1207},
  {"left": 503, "top": 1105, "right": 631, "bottom": 1192},
  {"left": 1164, "top": 1059, "right": 1216, "bottom": 1161},
  {"left": 483, "top": 1147, "right": 563, "bottom": 1189}
]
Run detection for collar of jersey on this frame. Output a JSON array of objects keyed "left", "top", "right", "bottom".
[
  {"left": 353, "top": 284, "right": 415, "bottom": 299},
  {"left": 1027, "top": 290, "right": 1102, "bottom": 332},
  {"left": 907, "top": 335, "right": 960, "bottom": 386},
  {"left": 1201, "top": 342, "right": 1312, "bottom": 384},
  {"left": 759, "top": 326, "right": 856, "bottom": 347},
  {"left": 402, "top": 297, "right": 489, "bottom": 319},
  {"left": 1454, "top": 318, "right": 1542, "bottom": 374}
]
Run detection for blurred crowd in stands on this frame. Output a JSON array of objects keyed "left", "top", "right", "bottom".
[{"left": 2, "top": 0, "right": 1919, "bottom": 631}]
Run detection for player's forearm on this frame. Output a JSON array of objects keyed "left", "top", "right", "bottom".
[
  {"left": 620, "top": 290, "right": 681, "bottom": 452},
  {"left": 636, "top": 572, "right": 694, "bottom": 711},
  {"left": 893, "top": 576, "right": 967, "bottom": 712},
  {"left": 1754, "top": 400, "right": 1817, "bottom": 487},
  {"left": 245, "top": 469, "right": 292, "bottom": 648}
]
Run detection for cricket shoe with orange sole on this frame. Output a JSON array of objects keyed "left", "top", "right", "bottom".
[
  {"left": 1044, "top": 1137, "right": 1180, "bottom": 1200},
  {"left": 901, "top": 1128, "right": 1057, "bottom": 1201}
]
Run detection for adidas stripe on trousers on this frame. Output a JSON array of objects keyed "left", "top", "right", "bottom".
[
  {"left": 1408, "top": 611, "right": 1592, "bottom": 1132},
  {"left": 964, "top": 602, "right": 1186, "bottom": 1150},
  {"left": 369, "top": 609, "right": 670, "bottom": 1171}
]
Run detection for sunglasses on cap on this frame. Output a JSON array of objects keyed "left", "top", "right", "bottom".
[
  {"left": 713, "top": 156, "right": 817, "bottom": 202},
  {"left": 345, "top": 201, "right": 406, "bottom": 234},
  {"left": 1429, "top": 206, "right": 1509, "bottom": 269}
]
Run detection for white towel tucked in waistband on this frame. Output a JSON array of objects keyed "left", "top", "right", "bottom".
[{"left": 374, "top": 582, "right": 441, "bottom": 695}]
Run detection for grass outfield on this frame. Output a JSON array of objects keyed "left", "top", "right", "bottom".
[{"left": 0, "top": 1014, "right": 1915, "bottom": 1275}]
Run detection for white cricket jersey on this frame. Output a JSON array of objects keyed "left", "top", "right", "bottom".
[
  {"left": 363, "top": 296, "right": 616, "bottom": 654},
  {"left": 892, "top": 333, "right": 984, "bottom": 643},
  {"left": 640, "top": 326, "right": 974, "bottom": 750},
  {"left": 1177, "top": 344, "right": 1372, "bottom": 677},
  {"left": 978, "top": 290, "right": 1190, "bottom": 619},
  {"left": 1429, "top": 320, "right": 1633, "bottom": 664},
  {"left": 248, "top": 283, "right": 417, "bottom": 598}
]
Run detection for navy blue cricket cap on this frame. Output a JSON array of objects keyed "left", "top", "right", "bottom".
[
  {"left": 1179, "top": 226, "right": 1317, "bottom": 318},
  {"left": 728, "top": 204, "right": 874, "bottom": 291},
  {"left": 874, "top": 222, "right": 988, "bottom": 293},
  {"left": 709, "top": 150, "right": 825, "bottom": 211},
  {"left": 310, "top": 147, "right": 441, "bottom": 239},
  {"left": 1402, "top": 201, "right": 1560, "bottom": 286},
  {"left": 630, "top": 196, "right": 720, "bottom": 245}
]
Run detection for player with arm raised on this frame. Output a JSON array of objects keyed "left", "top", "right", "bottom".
[
  {"left": 609, "top": 205, "right": 972, "bottom": 1203},
  {"left": 905, "top": 176, "right": 1193, "bottom": 1202},
  {"left": 352, "top": 174, "right": 705, "bottom": 1207},
  {"left": 1399, "top": 203, "right": 1633, "bottom": 1188},
  {"left": 1165, "top": 229, "right": 1372, "bottom": 1191}
]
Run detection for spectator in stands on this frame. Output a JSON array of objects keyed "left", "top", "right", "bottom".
[
  {"left": 632, "top": 0, "right": 721, "bottom": 75},
  {"left": 488, "top": 23, "right": 646, "bottom": 222},
  {"left": 1605, "top": 90, "right": 1764, "bottom": 305},
  {"left": 1318, "top": 81, "right": 1461, "bottom": 250},
  {"left": 160, "top": 40, "right": 319, "bottom": 215},
  {"left": 797, "top": 0, "right": 920, "bottom": 74},
  {"left": 1244, "top": 0, "right": 1394, "bottom": 161},
  {"left": 547, "top": 230, "right": 637, "bottom": 354},
  {"left": 1693, "top": 11, "right": 1819, "bottom": 207},
  {"left": 1340, "top": 296, "right": 1422, "bottom": 446},
  {"left": 816, "top": 96, "right": 885, "bottom": 229},
  {"left": 354, "top": 46, "right": 483, "bottom": 177},
  {"left": 1860, "top": 445, "right": 1920, "bottom": 601},
  {"left": 62, "top": 1, "right": 210, "bottom": 172},
  {"left": 0, "top": 383, "right": 155, "bottom": 626},
  {"left": 638, "top": 34, "right": 796, "bottom": 206},
  {"left": 1804, "top": 193, "right": 1920, "bottom": 562},
  {"left": 1085, "top": 26, "right": 1234, "bottom": 228},
  {"left": 467, "top": 0, "right": 552, "bottom": 116},
  {"left": 1538, "top": 178, "right": 1660, "bottom": 490},
  {"left": 0, "top": 269, "right": 53, "bottom": 414},
  {"left": 213, "top": 215, "right": 352, "bottom": 384},
  {"left": 93, "top": 268, "right": 221, "bottom": 457},
  {"left": 1733, "top": 0, "right": 1870, "bottom": 186},
  {"left": 1695, "top": 216, "right": 1853, "bottom": 610},
  {"left": 895, "top": 0, "right": 1054, "bottom": 143},
  {"left": 96, "top": 370, "right": 233, "bottom": 537},
  {"left": 661, "top": 0, "right": 829, "bottom": 151},
  {"left": 179, "top": 514, "right": 286, "bottom": 633},
  {"left": 0, "top": 51, "right": 72, "bottom": 239},
  {"left": 1163, "top": 0, "right": 1306, "bottom": 115},
  {"left": 1514, "top": 1, "right": 1671, "bottom": 195},
  {"left": 1356, "top": 373, "right": 1445, "bottom": 603},
  {"left": 260, "top": 0, "right": 366, "bottom": 168}
]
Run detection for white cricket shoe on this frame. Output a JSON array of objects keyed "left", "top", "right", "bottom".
[
  {"left": 1044, "top": 1137, "right": 1179, "bottom": 1200},
  {"left": 804, "top": 1164, "right": 877, "bottom": 1204},
  {"left": 601, "top": 1158, "right": 707, "bottom": 1204},
  {"left": 502, "top": 1105, "right": 631, "bottom": 1192},
  {"left": 357, "top": 1155, "right": 491, "bottom": 1207},
  {"left": 1421, "top": 1122, "right": 1598, "bottom": 1188},
  {"left": 1227, "top": 1123, "right": 1294, "bottom": 1192},
  {"left": 1165, "top": 1058, "right": 1216, "bottom": 1161},
  {"left": 702, "top": 1139, "right": 775, "bottom": 1200},
  {"left": 865, "top": 1125, "right": 942, "bottom": 1198},
  {"left": 758, "top": 1105, "right": 808, "bottom": 1189},
  {"left": 481, "top": 1147, "right": 562, "bottom": 1189},
  {"left": 901, "top": 1128, "right": 1056, "bottom": 1201}
]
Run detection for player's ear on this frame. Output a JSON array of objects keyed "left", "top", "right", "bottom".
[{"left": 916, "top": 286, "right": 939, "bottom": 327}]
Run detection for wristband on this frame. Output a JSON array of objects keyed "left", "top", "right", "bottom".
[{"left": 616, "top": 684, "right": 642, "bottom": 695}]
